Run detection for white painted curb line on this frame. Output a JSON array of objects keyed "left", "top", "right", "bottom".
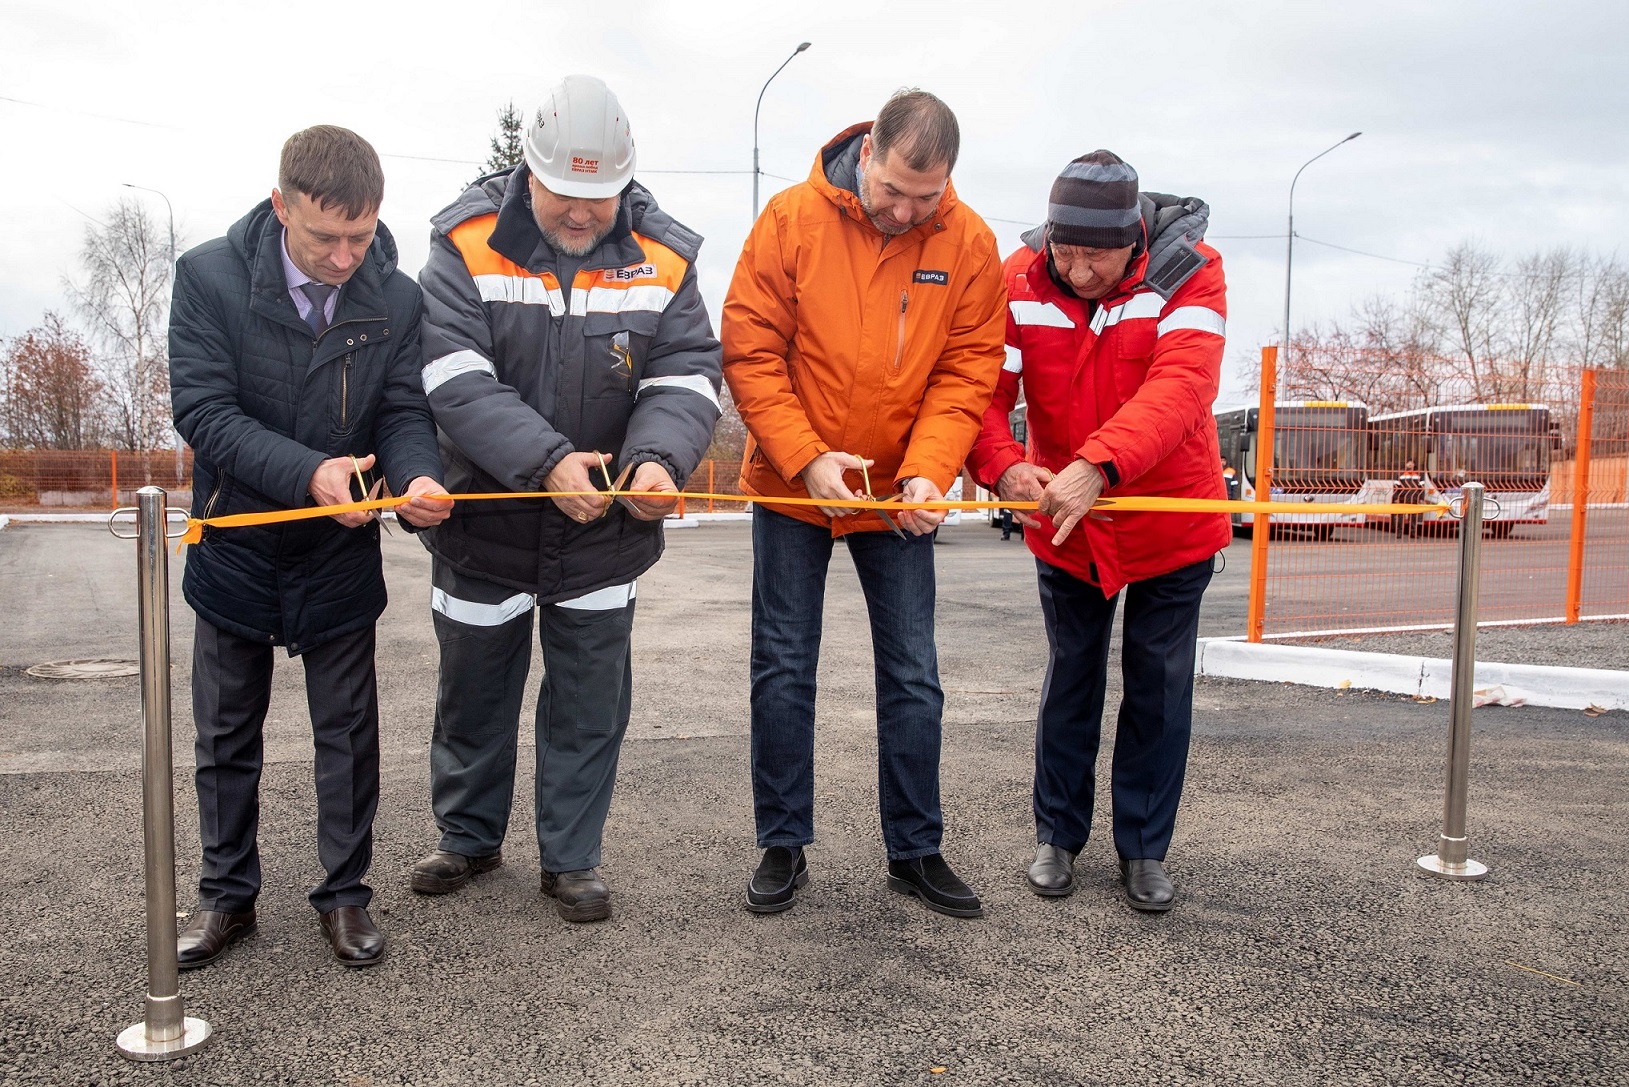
[{"left": 1197, "top": 638, "right": 1629, "bottom": 712}]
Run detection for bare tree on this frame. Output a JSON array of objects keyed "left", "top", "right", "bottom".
[
  {"left": 67, "top": 199, "right": 176, "bottom": 450},
  {"left": 1503, "top": 247, "right": 1574, "bottom": 400},
  {"left": 1, "top": 312, "right": 108, "bottom": 449},
  {"left": 1417, "top": 242, "right": 1505, "bottom": 400},
  {"left": 1571, "top": 252, "right": 1629, "bottom": 371}
]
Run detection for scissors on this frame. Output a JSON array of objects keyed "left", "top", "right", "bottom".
[
  {"left": 856, "top": 458, "right": 906, "bottom": 540},
  {"left": 351, "top": 455, "right": 391, "bottom": 534}
]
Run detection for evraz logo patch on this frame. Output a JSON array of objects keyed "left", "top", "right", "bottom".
[
  {"left": 603, "top": 264, "right": 658, "bottom": 282},
  {"left": 913, "top": 269, "right": 949, "bottom": 285}
]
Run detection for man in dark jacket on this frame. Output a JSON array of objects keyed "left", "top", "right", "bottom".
[
  {"left": 408, "top": 76, "right": 721, "bottom": 922},
  {"left": 169, "top": 126, "right": 451, "bottom": 969}
]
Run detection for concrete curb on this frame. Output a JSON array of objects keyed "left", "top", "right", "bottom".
[{"left": 1197, "top": 637, "right": 1629, "bottom": 711}]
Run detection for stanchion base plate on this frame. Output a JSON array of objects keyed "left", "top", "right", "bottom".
[
  {"left": 1416, "top": 854, "right": 1488, "bottom": 881},
  {"left": 116, "top": 1017, "right": 212, "bottom": 1061}
]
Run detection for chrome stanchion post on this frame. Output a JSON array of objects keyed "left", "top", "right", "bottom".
[
  {"left": 1417, "top": 482, "right": 1489, "bottom": 881},
  {"left": 116, "top": 486, "right": 212, "bottom": 1059}
]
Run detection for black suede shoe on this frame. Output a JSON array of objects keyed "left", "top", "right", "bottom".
[
  {"left": 409, "top": 848, "right": 503, "bottom": 895},
  {"left": 1120, "top": 857, "right": 1176, "bottom": 912},
  {"left": 1026, "top": 843, "right": 1077, "bottom": 897},
  {"left": 746, "top": 846, "right": 808, "bottom": 914},
  {"left": 176, "top": 909, "right": 256, "bottom": 970},
  {"left": 540, "top": 868, "right": 611, "bottom": 923},
  {"left": 887, "top": 853, "right": 983, "bottom": 918}
]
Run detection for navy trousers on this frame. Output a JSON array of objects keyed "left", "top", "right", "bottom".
[
  {"left": 191, "top": 617, "right": 379, "bottom": 915},
  {"left": 1033, "top": 556, "right": 1212, "bottom": 860}
]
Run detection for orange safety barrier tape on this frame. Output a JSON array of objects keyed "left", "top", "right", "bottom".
[{"left": 179, "top": 490, "right": 1452, "bottom": 545}]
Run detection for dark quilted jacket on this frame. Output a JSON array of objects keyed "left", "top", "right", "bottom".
[{"left": 169, "top": 200, "right": 443, "bottom": 654}]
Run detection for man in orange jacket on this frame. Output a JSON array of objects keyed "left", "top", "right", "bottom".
[
  {"left": 967, "top": 151, "right": 1230, "bottom": 913},
  {"left": 722, "top": 90, "right": 1005, "bottom": 918}
]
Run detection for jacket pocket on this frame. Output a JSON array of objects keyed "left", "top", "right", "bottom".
[
  {"left": 583, "top": 311, "right": 661, "bottom": 400},
  {"left": 1113, "top": 321, "right": 1157, "bottom": 403}
]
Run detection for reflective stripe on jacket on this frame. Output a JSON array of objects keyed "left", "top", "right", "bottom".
[
  {"left": 721, "top": 122, "right": 1006, "bottom": 536},
  {"left": 968, "top": 221, "right": 1231, "bottom": 596}
]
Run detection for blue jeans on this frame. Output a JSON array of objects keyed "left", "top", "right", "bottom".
[{"left": 750, "top": 508, "right": 944, "bottom": 860}]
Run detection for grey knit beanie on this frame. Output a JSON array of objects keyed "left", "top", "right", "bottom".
[{"left": 1048, "top": 150, "right": 1141, "bottom": 248}]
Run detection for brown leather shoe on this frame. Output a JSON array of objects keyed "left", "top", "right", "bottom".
[
  {"left": 408, "top": 848, "right": 503, "bottom": 895},
  {"left": 176, "top": 909, "right": 256, "bottom": 970},
  {"left": 540, "top": 868, "right": 610, "bottom": 923},
  {"left": 318, "top": 905, "right": 385, "bottom": 966}
]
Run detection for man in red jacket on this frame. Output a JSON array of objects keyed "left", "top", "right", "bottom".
[{"left": 967, "top": 150, "right": 1230, "bottom": 912}]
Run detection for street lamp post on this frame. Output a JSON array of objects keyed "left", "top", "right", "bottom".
[
  {"left": 753, "top": 41, "right": 811, "bottom": 221},
  {"left": 1279, "top": 132, "right": 1361, "bottom": 400}
]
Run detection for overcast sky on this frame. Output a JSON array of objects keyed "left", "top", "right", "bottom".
[{"left": 4, "top": 0, "right": 1626, "bottom": 406}]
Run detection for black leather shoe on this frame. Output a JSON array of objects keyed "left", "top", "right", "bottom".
[
  {"left": 408, "top": 848, "right": 503, "bottom": 895},
  {"left": 540, "top": 868, "right": 610, "bottom": 923},
  {"left": 887, "top": 854, "right": 983, "bottom": 918},
  {"left": 176, "top": 909, "right": 256, "bottom": 970},
  {"left": 319, "top": 905, "right": 385, "bottom": 966},
  {"left": 1026, "top": 843, "right": 1077, "bottom": 897},
  {"left": 1120, "top": 857, "right": 1176, "bottom": 912},
  {"left": 746, "top": 846, "right": 809, "bottom": 914}
]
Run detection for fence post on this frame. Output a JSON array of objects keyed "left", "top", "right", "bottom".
[
  {"left": 115, "top": 486, "right": 213, "bottom": 1060},
  {"left": 111, "top": 450, "right": 119, "bottom": 510},
  {"left": 1565, "top": 369, "right": 1597, "bottom": 625},
  {"left": 1417, "top": 482, "right": 1489, "bottom": 881},
  {"left": 708, "top": 460, "right": 715, "bottom": 514},
  {"left": 1246, "top": 346, "right": 1278, "bottom": 642}
]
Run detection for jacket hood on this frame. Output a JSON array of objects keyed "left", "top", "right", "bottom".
[
  {"left": 806, "top": 122, "right": 962, "bottom": 235},
  {"left": 430, "top": 165, "right": 702, "bottom": 266},
  {"left": 1022, "top": 191, "right": 1211, "bottom": 300},
  {"left": 228, "top": 197, "right": 400, "bottom": 280}
]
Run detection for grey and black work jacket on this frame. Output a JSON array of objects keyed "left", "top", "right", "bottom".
[{"left": 417, "top": 166, "right": 722, "bottom": 600}]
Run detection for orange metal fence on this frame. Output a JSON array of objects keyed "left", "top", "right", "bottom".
[
  {"left": 0, "top": 450, "right": 756, "bottom": 514},
  {"left": 1244, "top": 350, "right": 1629, "bottom": 637}
]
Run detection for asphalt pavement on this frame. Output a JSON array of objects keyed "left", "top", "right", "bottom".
[{"left": 0, "top": 520, "right": 1625, "bottom": 1085}]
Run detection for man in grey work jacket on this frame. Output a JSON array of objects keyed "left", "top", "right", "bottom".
[{"left": 409, "top": 75, "right": 722, "bottom": 922}]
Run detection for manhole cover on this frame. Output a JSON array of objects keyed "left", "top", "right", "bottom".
[{"left": 26, "top": 658, "right": 140, "bottom": 679}]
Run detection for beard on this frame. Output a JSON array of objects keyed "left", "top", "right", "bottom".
[
  {"left": 539, "top": 221, "right": 614, "bottom": 257},
  {"left": 857, "top": 183, "right": 926, "bottom": 237}
]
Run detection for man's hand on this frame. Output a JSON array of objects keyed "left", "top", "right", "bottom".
[
  {"left": 397, "top": 476, "right": 454, "bottom": 528},
  {"left": 800, "top": 451, "right": 873, "bottom": 518},
  {"left": 896, "top": 476, "right": 946, "bottom": 536},
  {"left": 310, "top": 453, "right": 377, "bottom": 528},
  {"left": 996, "top": 462, "right": 1055, "bottom": 529},
  {"left": 545, "top": 451, "right": 612, "bottom": 524},
  {"left": 621, "top": 461, "right": 678, "bottom": 521},
  {"left": 1037, "top": 458, "right": 1106, "bottom": 546}
]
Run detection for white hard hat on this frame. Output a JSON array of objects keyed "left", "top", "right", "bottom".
[{"left": 524, "top": 75, "right": 636, "bottom": 199}]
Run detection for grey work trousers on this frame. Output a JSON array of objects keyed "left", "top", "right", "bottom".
[{"left": 428, "top": 557, "right": 635, "bottom": 873}]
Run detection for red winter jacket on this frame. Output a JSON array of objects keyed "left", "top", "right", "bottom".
[{"left": 967, "top": 217, "right": 1231, "bottom": 597}]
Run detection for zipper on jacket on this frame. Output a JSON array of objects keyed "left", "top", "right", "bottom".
[
  {"left": 340, "top": 354, "right": 351, "bottom": 427},
  {"left": 892, "top": 291, "right": 909, "bottom": 373},
  {"left": 200, "top": 476, "right": 224, "bottom": 539}
]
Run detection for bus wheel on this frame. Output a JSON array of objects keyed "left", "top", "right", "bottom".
[{"left": 1488, "top": 522, "right": 1515, "bottom": 539}]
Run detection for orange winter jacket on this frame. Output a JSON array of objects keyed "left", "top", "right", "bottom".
[{"left": 721, "top": 123, "right": 1007, "bottom": 535}]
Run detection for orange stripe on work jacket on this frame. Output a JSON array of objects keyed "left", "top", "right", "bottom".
[
  {"left": 449, "top": 213, "right": 690, "bottom": 315},
  {"left": 721, "top": 122, "right": 1008, "bottom": 537}
]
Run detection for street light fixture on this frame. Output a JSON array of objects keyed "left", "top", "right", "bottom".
[
  {"left": 753, "top": 41, "right": 811, "bottom": 220},
  {"left": 122, "top": 182, "right": 176, "bottom": 268},
  {"left": 1279, "top": 132, "right": 1361, "bottom": 399}
]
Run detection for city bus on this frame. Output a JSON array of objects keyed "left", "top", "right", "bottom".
[
  {"left": 1367, "top": 404, "right": 1552, "bottom": 536},
  {"left": 1214, "top": 401, "right": 1370, "bottom": 538}
]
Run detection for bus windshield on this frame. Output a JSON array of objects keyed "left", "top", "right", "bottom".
[{"left": 1437, "top": 433, "right": 1548, "bottom": 485}]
